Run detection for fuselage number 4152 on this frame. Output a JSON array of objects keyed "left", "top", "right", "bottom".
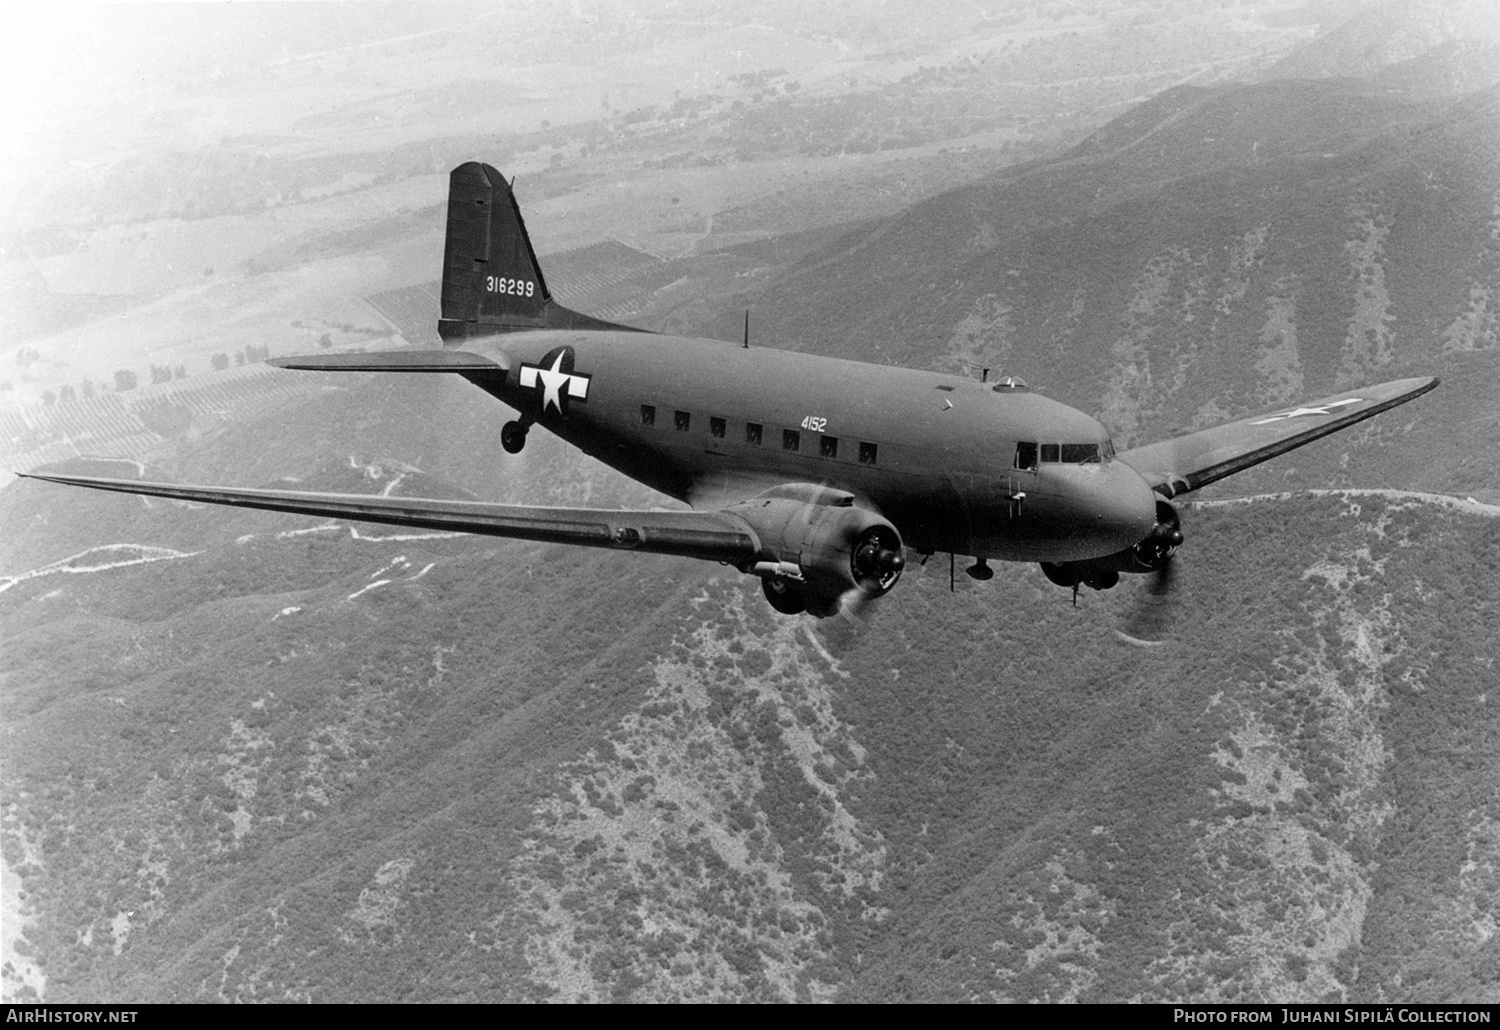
[{"left": 801, "top": 416, "right": 827, "bottom": 432}]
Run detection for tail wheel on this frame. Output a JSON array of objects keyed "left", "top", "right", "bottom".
[
  {"left": 501, "top": 421, "right": 528, "bottom": 454},
  {"left": 762, "top": 576, "right": 806, "bottom": 615}
]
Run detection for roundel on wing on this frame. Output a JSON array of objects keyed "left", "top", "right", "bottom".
[{"left": 517, "top": 345, "right": 592, "bottom": 417}]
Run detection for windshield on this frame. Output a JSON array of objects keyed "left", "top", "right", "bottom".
[{"left": 1014, "top": 440, "right": 1110, "bottom": 468}]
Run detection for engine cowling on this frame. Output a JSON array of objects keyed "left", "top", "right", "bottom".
[
  {"left": 1040, "top": 499, "right": 1182, "bottom": 593},
  {"left": 727, "top": 492, "right": 905, "bottom": 617}
]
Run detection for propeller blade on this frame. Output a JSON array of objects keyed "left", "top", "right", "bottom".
[
  {"left": 1120, "top": 505, "right": 1184, "bottom": 642},
  {"left": 1147, "top": 552, "right": 1176, "bottom": 597},
  {"left": 836, "top": 583, "right": 887, "bottom": 625}
]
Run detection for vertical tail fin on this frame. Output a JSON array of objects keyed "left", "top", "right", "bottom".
[{"left": 438, "top": 162, "right": 645, "bottom": 342}]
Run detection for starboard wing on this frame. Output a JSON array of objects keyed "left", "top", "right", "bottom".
[
  {"left": 1116, "top": 376, "right": 1438, "bottom": 498},
  {"left": 17, "top": 473, "right": 758, "bottom": 564}
]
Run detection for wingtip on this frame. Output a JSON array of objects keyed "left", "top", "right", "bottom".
[
  {"left": 266, "top": 355, "right": 339, "bottom": 371},
  {"left": 1397, "top": 375, "right": 1441, "bottom": 402}
]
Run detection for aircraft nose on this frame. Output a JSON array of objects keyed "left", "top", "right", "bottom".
[{"left": 1087, "top": 461, "right": 1158, "bottom": 556}]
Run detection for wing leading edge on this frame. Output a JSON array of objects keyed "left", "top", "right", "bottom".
[
  {"left": 1117, "top": 376, "right": 1438, "bottom": 498},
  {"left": 266, "top": 350, "right": 505, "bottom": 373},
  {"left": 16, "top": 473, "right": 758, "bottom": 563}
]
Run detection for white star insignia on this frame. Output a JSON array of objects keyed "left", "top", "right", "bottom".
[
  {"left": 536, "top": 351, "right": 570, "bottom": 415},
  {"left": 1251, "top": 398, "right": 1362, "bottom": 425},
  {"left": 518, "top": 351, "right": 590, "bottom": 416}
]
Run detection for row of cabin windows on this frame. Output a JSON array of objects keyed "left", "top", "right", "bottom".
[{"left": 640, "top": 405, "right": 878, "bottom": 464}]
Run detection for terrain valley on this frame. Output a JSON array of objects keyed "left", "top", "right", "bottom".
[{"left": 3, "top": 0, "right": 1498, "bottom": 1004}]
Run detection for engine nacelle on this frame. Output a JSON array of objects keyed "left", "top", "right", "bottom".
[
  {"left": 727, "top": 490, "right": 905, "bottom": 617},
  {"left": 1040, "top": 499, "right": 1181, "bottom": 593}
]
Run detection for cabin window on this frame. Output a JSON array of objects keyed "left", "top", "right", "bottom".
[
  {"left": 674, "top": 410, "right": 691, "bottom": 432},
  {"left": 783, "top": 429, "right": 800, "bottom": 452},
  {"left": 1015, "top": 441, "right": 1037, "bottom": 469},
  {"left": 710, "top": 416, "right": 726, "bottom": 439},
  {"left": 1040, "top": 443, "right": 1060, "bottom": 463},
  {"left": 820, "top": 436, "right": 839, "bottom": 459},
  {"left": 745, "top": 422, "right": 763, "bottom": 445},
  {"left": 1061, "top": 443, "right": 1100, "bottom": 463},
  {"left": 640, "top": 404, "right": 656, "bottom": 427},
  {"left": 859, "top": 441, "right": 878, "bottom": 465}
]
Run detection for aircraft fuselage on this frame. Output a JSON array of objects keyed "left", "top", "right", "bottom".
[{"left": 463, "top": 330, "right": 1158, "bottom": 563}]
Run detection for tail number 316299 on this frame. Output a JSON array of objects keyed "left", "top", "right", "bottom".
[{"left": 487, "top": 276, "right": 535, "bottom": 296}]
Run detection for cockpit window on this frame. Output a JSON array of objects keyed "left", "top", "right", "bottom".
[
  {"left": 1061, "top": 443, "right": 1100, "bottom": 463},
  {"left": 1020, "top": 441, "right": 1109, "bottom": 466}
]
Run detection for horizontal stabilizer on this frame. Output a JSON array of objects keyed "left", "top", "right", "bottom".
[{"left": 268, "top": 350, "right": 505, "bottom": 373}]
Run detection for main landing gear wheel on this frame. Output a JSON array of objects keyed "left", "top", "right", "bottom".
[
  {"left": 762, "top": 576, "right": 806, "bottom": 616},
  {"left": 501, "top": 420, "right": 529, "bottom": 454}
]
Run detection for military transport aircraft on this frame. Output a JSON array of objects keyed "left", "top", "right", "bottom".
[{"left": 21, "top": 162, "right": 1437, "bottom": 617}]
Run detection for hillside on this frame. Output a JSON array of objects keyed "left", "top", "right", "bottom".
[
  {"left": 702, "top": 78, "right": 1498, "bottom": 499},
  {"left": 1263, "top": 0, "right": 1500, "bottom": 97},
  {"left": 3, "top": 471, "right": 1497, "bottom": 1001}
]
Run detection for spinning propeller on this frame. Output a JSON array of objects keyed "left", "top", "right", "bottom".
[
  {"left": 1120, "top": 502, "right": 1184, "bottom": 642},
  {"left": 840, "top": 531, "right": 906, "bottom": 620}
]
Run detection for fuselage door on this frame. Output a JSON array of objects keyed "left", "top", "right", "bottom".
[{"left": 1008, "top": 441, "right": 1037, "bottom": 517}]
